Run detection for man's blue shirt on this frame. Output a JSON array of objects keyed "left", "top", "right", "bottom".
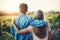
[{"left": 10, "top": 13, "right": 46, "bottom": 40}]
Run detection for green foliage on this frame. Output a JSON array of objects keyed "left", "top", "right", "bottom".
[
  {"left": 45, "top": 13, "right": 60, "bottom": 29},
  {"left": 0, "top": 16, "right": 15, "bottom": 40},
  {"left": 45, "top": 13, "right": 60, "bottom": 40},
  {"left": 0, "top": 12, "right": 60, "bottom": 40},
  {"left": 0, "top": 31, "right": 14, "bottom": 40}
]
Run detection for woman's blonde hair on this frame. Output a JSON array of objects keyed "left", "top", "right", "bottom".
[
  {"left": 33, "top": 10, "right": 47, "bottom": 38},
  {"left": 33, "top": 10, "right": 44, "bottom": 20}
]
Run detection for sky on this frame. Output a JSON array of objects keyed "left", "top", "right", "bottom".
[{"left": 0, "top": 0, "right": 60, "bottom": 12}]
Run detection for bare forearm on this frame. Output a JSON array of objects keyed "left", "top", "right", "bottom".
[
  {"left": 19, "top": 26, "right": 33, "bottom": 34},
  {"left": 12, "top": 22, "right": 29, "bottom": 34},
  {"left": 19, "top": 28, "right": 29, "bottom": 34},
  {"left": 12, "top": 22, "right": 20, "bottom": 34}
]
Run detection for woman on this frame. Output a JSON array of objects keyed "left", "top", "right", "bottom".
[
  {"left": 12, "top": 10, "right": 52, "bottom": 40},
  {"left": 28, "top": 10, "right": 52, "bottom": 40}
]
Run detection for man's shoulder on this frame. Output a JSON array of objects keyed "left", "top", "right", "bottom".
[
  {"left": 17, "top": 14, "right": 32, "bottom": 21},
  {"left": 15, "top": 14, "right": 26, "bottom": 19}
]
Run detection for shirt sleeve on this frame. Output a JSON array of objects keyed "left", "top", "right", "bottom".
[
  {"left": 10, "top": 14, "right": 21, "bottom": 37},
  {"left": 29, "top": 18, "right": 46, "bottom": 27}
]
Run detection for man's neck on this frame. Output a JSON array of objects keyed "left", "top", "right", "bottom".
[{"left": 21, "top": 12, "right": 26, "bottom": 14}]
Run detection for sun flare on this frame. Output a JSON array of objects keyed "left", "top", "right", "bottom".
[
  {"left": 6, "top": 7, "right": 19, "bottom": 12},
  {"left": 4, "top": 5, "right": 19, "bottom": 12}
]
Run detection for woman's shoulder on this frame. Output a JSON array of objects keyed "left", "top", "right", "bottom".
[{"left": 42, "top": 20, "right": 48, "bottom": 25}]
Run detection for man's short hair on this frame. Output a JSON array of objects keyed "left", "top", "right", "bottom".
[{"left": 19, "top": 3, "right": 28, "bottom": 13}]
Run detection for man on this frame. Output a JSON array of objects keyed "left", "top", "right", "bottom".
[{"left": 11, "top": 3, "right": 46, "bottom": 40}]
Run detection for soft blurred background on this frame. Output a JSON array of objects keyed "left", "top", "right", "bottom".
[{"left": 0, "top": 0, "right": 60, "bottom": 40}]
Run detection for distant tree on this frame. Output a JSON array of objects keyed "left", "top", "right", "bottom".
[
  {"left": 56, "top": 11, "right": 60, "bottom": 14},
  {"left": 49, "top": 10, "right": 55, "bottom": 13}
]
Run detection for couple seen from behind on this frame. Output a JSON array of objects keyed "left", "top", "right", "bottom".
[{"left": 11, "top": 3, "right": 51, "bottom": 40}]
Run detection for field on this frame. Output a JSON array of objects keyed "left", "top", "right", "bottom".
[
  {"left": 0, "top": 16, "right": 16, "bottom": 40},
  {"left": 0, "top": 16, "right": 16, "bottom": 27},
  {"left": 0, "top": 12, "right": 60, "bottom": 40}
]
